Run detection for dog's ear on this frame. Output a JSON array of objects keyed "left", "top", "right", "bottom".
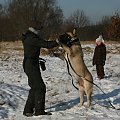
[{"left": 73, "top": 28, "right": 76, "bottom": 35}]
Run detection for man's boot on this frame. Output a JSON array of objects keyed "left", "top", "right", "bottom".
[
  {"left": 23, "top": 102, "right": 34, "bottom": 117},
  {"left": 23, "top": 89, "right": 35, "bottom": 117},
  {"left": 34, "top": 92, "right": 52, "bottom": 116}
]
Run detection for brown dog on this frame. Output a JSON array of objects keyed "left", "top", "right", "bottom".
[{"left": 58, "top": 33, "right": 93, "bottom": 108}]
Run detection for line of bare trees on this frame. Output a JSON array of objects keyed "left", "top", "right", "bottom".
[
  {"left": 0, "top": 0, "right": 120, "bottom": 41},
  {"left": 0, "top": 0, "right": 63, "bottom": 41}
]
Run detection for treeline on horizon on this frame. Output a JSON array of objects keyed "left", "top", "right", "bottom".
[{"left": 0, "top": 0, "right": 120, "bottom": 42}]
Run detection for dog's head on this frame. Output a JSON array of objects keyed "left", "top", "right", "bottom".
[
  {"left": 58, "top": 32, "right": 79, "bottom": 47},
  {"left": 58, "top": 33, "right": 72, "bottom": 46}
]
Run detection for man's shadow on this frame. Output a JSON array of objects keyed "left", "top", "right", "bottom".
[{"left": 0, "top": 83, "right": 28, "bottom": 119}]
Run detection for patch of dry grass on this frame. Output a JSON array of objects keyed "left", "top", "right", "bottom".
[
  {"left": 0, "top": 41, "right": 23, "bottom": 50},
  {"left": 80, "top": 40, "right": 120, "bottom": 45},
  {"left": 0, "top": 40, "right": 120, "bottom": 55},
  {"left": 0, "top": 41, "right": 23, "bottom": 56}
]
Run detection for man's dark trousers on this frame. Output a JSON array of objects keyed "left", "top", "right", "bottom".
[{"left": 23, "top": 58, "right": 46, "bottom": 114}]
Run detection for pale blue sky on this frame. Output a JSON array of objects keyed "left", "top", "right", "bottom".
[
  {"left": 0, "top": 0, "right": 120, "bottom": 22},
  {"left": 57, "top": 0, "right": 120, "bottom": 22}
]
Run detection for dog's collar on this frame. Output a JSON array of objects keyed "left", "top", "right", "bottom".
[{"left": 67, "top": 38, "right": 80, "bottom": 47}]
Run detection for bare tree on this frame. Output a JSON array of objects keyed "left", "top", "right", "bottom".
[
  {"left": 107, "top": 13, "right": 120, "bottom": 40},
  {"left": 0, "top": 4, "right": 3, "bottom": 16},
  {"left": 0, "top": 0, "right": 63, "bottom": 40},
  {"left": 101, "top": 16, "right": 111, "bottom": 26},
  {"left": 66, "top": 9, "right": 90, "bottom": 28}
]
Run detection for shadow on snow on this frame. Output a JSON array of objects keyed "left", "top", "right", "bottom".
[
  {"left": 0, "top": 83, "right": 28, "bottom": 119},
  {"left": 47, "top": 87, "right": 120, "bottom": 112}
]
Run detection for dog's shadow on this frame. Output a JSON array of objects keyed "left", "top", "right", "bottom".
[
  {"left": 46, "top": 87, "right": 120, "bottom": 112},
  {"left": 93, "top": 87, "right": 120, "bottom": 105},
  {"left": 46, "top": 98, "right": 80, "bottom": 112}
]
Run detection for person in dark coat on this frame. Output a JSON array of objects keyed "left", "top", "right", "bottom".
[
  {"left": 22, "top": 21, "right": 59, "bottom": 117},
  {"left": 93, "top": 35, "right": 106, "bottom": 79}
]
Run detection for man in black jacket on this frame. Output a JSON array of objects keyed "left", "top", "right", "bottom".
[{"left": 22, "top": 21, "right": 59, "bottom": 116}]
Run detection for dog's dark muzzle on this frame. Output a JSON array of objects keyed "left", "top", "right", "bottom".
[
  {"left": 58, "top": 33, "right": 71, "bottom": 45},
  {"left": 58, "top": 33, "right": 79, "bottom": 47}
]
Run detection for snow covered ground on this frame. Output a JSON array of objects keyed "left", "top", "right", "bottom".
[{"left": 0, "top": 41, "right": 120, "bottom": 120}]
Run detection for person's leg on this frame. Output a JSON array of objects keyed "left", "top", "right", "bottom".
[
  {"left": 23, "top": 90, "right": 35, "bottom": 116},
  {"left": 101, "top": 65, "right": 105, "bottom": 77},
  {"left": 34, "top": 72, "right": 51, "bottom": 115},
  {"left": 34, "top": 87, "right": 52, "bottom": 115},
  {"left": 23, "top": 60, "right": 35, "bottom": 116},
  {"left": 23, "top": 76, "right": 35, "bottom": 116},
  {"left": 34, "top": 91, "right": 45, "bottom": 115},
  {"left": 96, "top": 65, "right": 105, "bottom": 79}
]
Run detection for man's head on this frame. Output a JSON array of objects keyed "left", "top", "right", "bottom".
[{"left": 30, "top": 20, "right": 43, "bottom": 30}]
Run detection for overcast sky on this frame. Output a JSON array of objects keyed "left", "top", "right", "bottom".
[
  {"left": 57, "top": 0, "right": 120, "bottom": 22},
  {"left": 0, "top": 0, "right": 120, "bottom": 22}
]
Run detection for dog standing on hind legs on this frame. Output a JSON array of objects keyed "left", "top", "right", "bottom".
[{"left": 58, "top": 32, "right": 93, "bottom": 108}]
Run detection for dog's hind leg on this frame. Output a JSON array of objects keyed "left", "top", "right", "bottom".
[
  {"left": 86, "top": 89, "right": 92, "bottom": 108},
  {"left": 78, "top": 87, "right": 84, "bottom": 107},
  {"left": 77, "top": 80, "right": 84, "bottom": 107}
]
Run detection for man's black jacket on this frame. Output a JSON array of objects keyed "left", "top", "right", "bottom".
[
  {"left": 22, "top": 30, "right": 58, "bottom": 70},
  {"left": 22, "top": 30, "right": 58, "bottom": 59}
]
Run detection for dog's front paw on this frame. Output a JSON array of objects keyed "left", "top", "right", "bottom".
[
  {"left": 78, "top": 102, "right": 83, "bottom": 107},
  {"left": 86, "top": 102, "right": 91, "bottom": 108}
]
